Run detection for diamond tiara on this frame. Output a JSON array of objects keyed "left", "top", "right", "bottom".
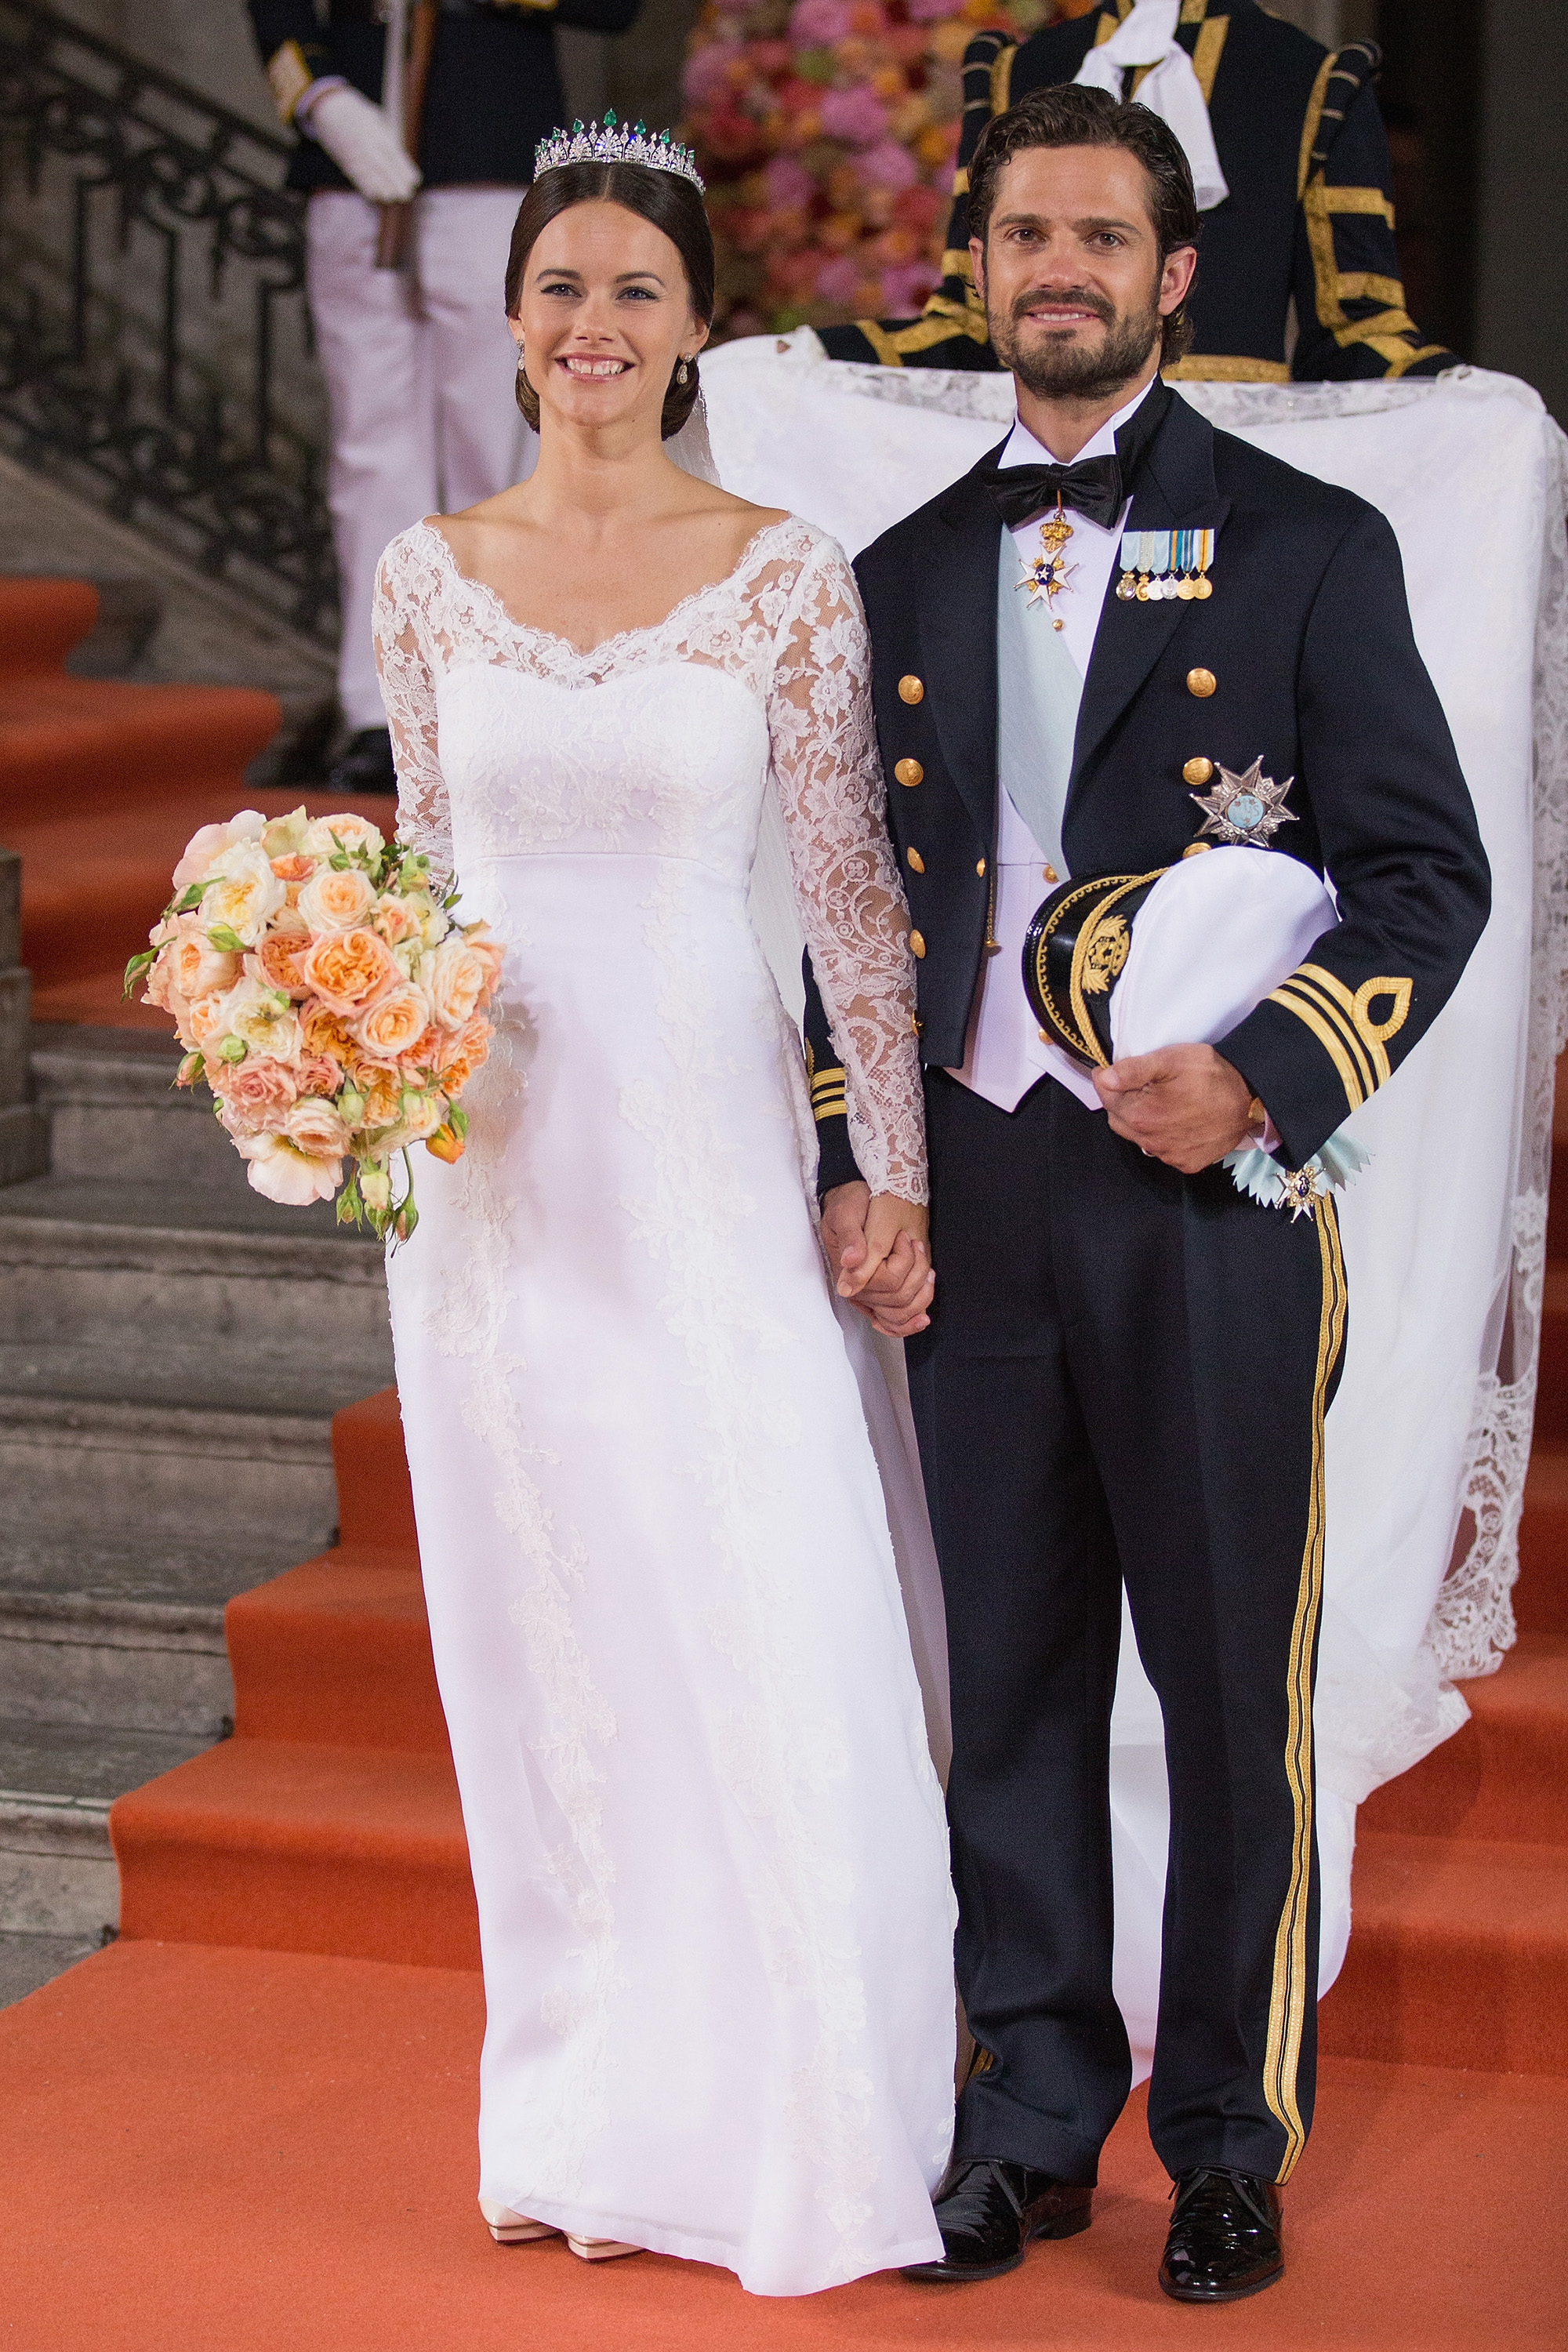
[{"left": 533, "top": 112, "right": 706, "bottom": 194}]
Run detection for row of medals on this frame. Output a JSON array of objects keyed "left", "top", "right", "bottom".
[
  {"left": 1023, "top": 506, "right": 1214, "bottom": 620},
  {"left": 1118, "top": 567, "right": 1213, "bottom": 602}
]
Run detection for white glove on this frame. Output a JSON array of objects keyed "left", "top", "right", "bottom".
[{"left": 299, "top": 82, "right": 422, "bottom": 204}]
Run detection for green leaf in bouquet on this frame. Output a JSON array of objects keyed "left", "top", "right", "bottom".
[
  {"left": 448, "top": 1103, "right": 470, "bottom": 1140},
  {"left": 173, "top": 884, "right": 206, "bottom": 914},
  {"left": 122, "top": 948, "right": 158, "bottom": 998},
  {"left": 207, "top": 923, "right": 247, "bottom": 953}
]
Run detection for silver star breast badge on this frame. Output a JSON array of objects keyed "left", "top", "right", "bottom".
[{"left": 1189, "top": 757, "right": 1298, "bottom": 847}]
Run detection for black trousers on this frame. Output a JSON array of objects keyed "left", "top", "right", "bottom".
[{"left": 907, "top": 1073, "right": 1347, "bottom": 2186}]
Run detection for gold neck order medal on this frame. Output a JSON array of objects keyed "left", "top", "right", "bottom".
[{"left": 1018, "top": 495, "right": 1075, "bottom": 631}]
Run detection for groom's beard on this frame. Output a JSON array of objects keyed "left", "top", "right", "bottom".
[{"left": 989, "top": 274, "right": 1163, "bottom": 406}]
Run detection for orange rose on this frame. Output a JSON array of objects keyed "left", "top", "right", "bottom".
[
  {"left": 270, "top": 853, "right": 315, "bottom": 883},
  {"left": 301, "top": 1002, "right": 356, "bottom": 1065},
  {"left": 436, "top": 1014, "right": 492, "bottom": 1094},
  {"left": 256, "top": 919, "right": 314, "bottom": 999},
  {"left": 301, "top": 927, "right": 400, "bottom": 1016},
  {"left": 348, "top": 1062, "right": 405, "bottom": 1131},
  {"left": 354, "top": 982, "right": 431, "bottom": 1062}
]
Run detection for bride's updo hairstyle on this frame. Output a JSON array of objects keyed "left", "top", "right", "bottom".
[{"left": 506, "top": 162, "right": 716, "bottom": 441}]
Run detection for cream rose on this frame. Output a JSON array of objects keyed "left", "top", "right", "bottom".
[
  {"left": 235, "top": 1131, "right": 342, "bottom": 1205},
  {"left": 201, "top": 841, "right": 287, "bottom": 948},
  {"left": 301, "top": 927, "right": 401, "bottom": 1017},
  {"left": 370, "top": 894, "right": 423, "bottom": 947},
  {"left": 376, "top": 1088, "right": 448, "bottom": 1152},
  {"left": 173, "top": 810, "right": 266, "bottom": 892},
  {"left": 354, "top": 982, "right": 431, "bottom": 1063},
  {"left": 299, "top": 865, "right": 376, "bottom": 936},
  {"left": 261, "top": 807, "right": 310, "bottom": 859},
  {"left": 423, "top": 937, "right": 492, "bottom": 1032},
  {"left": 285, "top": 1095, "right": 351, "bottom": 1159},
  {"left": 303, "top": 812, "right": 384, "bottom": 862},
  {"left": 187, "top": 993, "right": 232, "bottom": 1051},
  {"left": 213, "top": 976, "right": 303, "bottom": 1064}
]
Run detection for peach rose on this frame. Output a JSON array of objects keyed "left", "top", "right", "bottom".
[
  {"left": 214, "top": 1056, "right": 298, "bottom": 1134},
  {"left": 376, "top": 1087, "right": 448, "bottom": 1152},
  {"left": 255, "top": 916, "right": 314, "bottom": 999},
  {"left": 201, "top": 841, "right": 286, "bottom": 947},
  {"left": 301, "top": 927, "right": 400, "bottom": 1016},
  {"left": 270, "top": 852, "right": 316, "bottom": 884},
  {"left": 464, "top": 924, "right": 505, "bottom": 993},
  {"left": 167, "top": 921, "right": 241, "bottom": 1007},
  {"left": 435, "top": 1014, "right": 492, "bottom": 1094},
  {"left": 299, "top": 865, "right": 376, "bottom": 935},
  {"left": 294, "top": 1053, "right": 344, "bottom": 1098},
  {"left": 423, "top": 937, "right": 492, "bottom": 1032},
  {"left": 301, "top": 1002, "right": 356, "bottom": 1065},
  {"left": 235, "top": 1131, "right": 342, "bottom": 1205},
  {"left": 187, "top": 992, "right": 233, "bottom": 1051},
  {"left": 348, "top": 1062, "right": 405, "bottom": 1131},
  {"left": 354, "top": 982, "right": 431, "bottom": 1063},
  {"left": 173, "top": 810, "right": 266, "bottom": 892},
  {"left": 303, "top": 812, "right": 384, "bottom": 862},
  {"left": 371, "top": 894, "right": 423, "bottom": 947},
  {"left": 285, "top": 1095, "right": 351, "bottom": 1159}
]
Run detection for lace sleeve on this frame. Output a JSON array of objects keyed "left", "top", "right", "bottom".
[
  {"left": 372, "top": 533, "right": 452, "bottom": 879},
  {"left": 766, "top": 535, "right": 927, "bottom": 1203}
]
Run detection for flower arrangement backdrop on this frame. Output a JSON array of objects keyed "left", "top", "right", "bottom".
[{"left": 682, "top": 0, "right": 1091, "bottom": 338}]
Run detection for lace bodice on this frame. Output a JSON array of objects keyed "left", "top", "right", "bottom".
[{"left": 372, "top": 514, "right": 926, "bottom": 1200}]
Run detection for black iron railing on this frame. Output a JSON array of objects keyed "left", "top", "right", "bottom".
[{"left": 0, "top": 0, "right": 336, "bottom": 643}]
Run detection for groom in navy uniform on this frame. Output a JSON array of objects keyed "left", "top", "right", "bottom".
[{"left": 807, "top": 85, "right": 1489, "bottom": 2301}]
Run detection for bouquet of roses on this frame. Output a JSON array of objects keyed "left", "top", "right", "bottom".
[{"left": 125, "top": 807, "right": 501, "bottom": 1240}]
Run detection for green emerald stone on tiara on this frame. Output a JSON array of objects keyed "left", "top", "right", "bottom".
[{"left": 533, "top": 115, "right": 706, "bottom": 194}]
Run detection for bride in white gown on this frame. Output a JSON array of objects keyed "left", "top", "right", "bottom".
[{"left": 370, "top": 129, "right": 956, "bottom": 2296}]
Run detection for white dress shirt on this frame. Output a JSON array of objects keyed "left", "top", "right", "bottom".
[{"left": 948, "top": 379, "right": 1153, "bottom": 1113}]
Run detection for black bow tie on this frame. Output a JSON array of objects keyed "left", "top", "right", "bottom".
[{"left": 986, "top": 455, "right": 1125, "bottom": 532}]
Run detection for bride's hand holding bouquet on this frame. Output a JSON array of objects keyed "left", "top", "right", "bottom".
[{"left": 125, "top": 806, "right": 502, "bottom": 1239}]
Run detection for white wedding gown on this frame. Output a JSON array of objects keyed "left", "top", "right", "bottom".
[{"left": 371, "top": 515, "right": 956, "bottom": 2296}]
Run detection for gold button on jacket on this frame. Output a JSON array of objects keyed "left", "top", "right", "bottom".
[
  {"left": 1186, "top": 668, "right": 1217, "bottom": 699},
  {"left": 1183, "top": 755, "right": 1214, "bottom": 785},
  {"left": 906, "top": 848, "right": 925, "bottom": 873},
  {"left": 898, "top": 674, "right": 924, "bottom": 705},
  {"left": 908, "top": 928, "right": 927, "bottom": 959},
  {"left": 895, "top": 757, "right": 924, "bottom": 787}
]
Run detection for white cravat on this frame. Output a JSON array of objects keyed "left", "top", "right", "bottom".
[
  {"left": 1073, "top": 0, "right": 1229, "bottom": 211},
  {"left": 947, "top": 383, "right": 1152, "bottom": 1115}
]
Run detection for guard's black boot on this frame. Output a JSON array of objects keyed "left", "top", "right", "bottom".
[
  {"left": 1159, "top": 2166, "right": 1284, "bottom": 2303},
  {"left": 328, "top": 725, "right": 396, "bottom": 796},
  {"left": 901, "top": 2157, "right": 1093, "bottom": 2284}
]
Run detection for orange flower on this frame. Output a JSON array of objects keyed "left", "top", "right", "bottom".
[
  {"left": 301, "top": 1002, "right": 356, "bottom": 1065},
  {"left": 355, "top": 982, "right": 432, "bottom": 1062},
  {"left": 270, "top": 853, "right": 315, "bottom": 883},
  {"left": 301, "top": 927, "right": 401, "bottom": 1017},
  {"left": 256, "top": 921, "right": 314, "bottom": 999},
  {"left": 435, "top": 1014, "right": 493, "bottom": 1094}
]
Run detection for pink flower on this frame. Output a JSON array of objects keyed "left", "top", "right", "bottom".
[
  {"left": 172, "top": 811, "right": 266, "bottom": 893},
  {"left": 815, "top": 253, "right": 863, "bottom": 306},
  {"left": 764, "top": 153, "right": 815, "bottom": 209},
  {"left": 213, "top": 1057, "right": 299, "bottom": 1134},
  {"left": 819, "top": 85, "right": 887, "bottom": 147},
  {"left": 682, "top": 45, "right": 736, "bottom": 106},
  {"left": 295, "top": 1053, "right": 346, "bottom": 1098},
  {"left": 906, "top": 0, "right": 952, "bottom": 20},
  {"left": 788, "top": 0, "right": 852, "bottom": 43},
  {"left": 858, "top": 138, "right": 919, "bottom": 191},
  {"left": 880, "top": 260, "right": 941, "bottom": 314}
]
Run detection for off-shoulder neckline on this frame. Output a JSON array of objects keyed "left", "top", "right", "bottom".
[{"left": 411, "top": 513, "right": 814, "bottom": 663}]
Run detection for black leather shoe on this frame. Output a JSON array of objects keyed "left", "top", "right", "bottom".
[
  {"left": 902, "top": 2158, "right": 1093, "bottom": 2283},
  {"left": 1159, "top": 2167, "right": 1283, "bottom": 2303},
  {"left": 328, "top": 726, "right": 396, "bottom": 796}
]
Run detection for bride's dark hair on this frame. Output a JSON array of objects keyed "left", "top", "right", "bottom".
[{"left": 505, "top": 162, "right": 716, "bottom": 441}]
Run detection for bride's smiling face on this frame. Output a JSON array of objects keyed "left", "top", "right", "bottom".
[{"left": 511, "top": 200, "right": 707, "bottom": 437}]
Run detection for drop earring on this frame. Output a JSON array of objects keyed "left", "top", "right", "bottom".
[{"left": 677, "top": 356, "right": 690, "bottom": 386}]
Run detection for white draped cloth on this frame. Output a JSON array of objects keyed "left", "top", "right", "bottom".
[{"left": 706, "top": 330, "right": 1568, "bottom": 2068}]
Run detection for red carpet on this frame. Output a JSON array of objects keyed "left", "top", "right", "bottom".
[
  {"left": 1, "top": 1939, "right": 1563, "bottom": 2350},
  {"left": 0, "top": 576, "right": 394, "bottom": 1026}
]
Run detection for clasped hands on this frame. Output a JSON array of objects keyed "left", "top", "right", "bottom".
[{"left": 822, "top": 1047, "right": 1258, "bottom": 1334}]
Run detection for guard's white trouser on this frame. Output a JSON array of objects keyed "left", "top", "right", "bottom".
[{"left": 306, "top": 187, "right": 539, "bottom": 730}]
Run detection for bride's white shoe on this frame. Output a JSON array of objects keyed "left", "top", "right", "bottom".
[
  {"left": 567, "top": 2235, "right": 641, "bottom": 2263},
  {"left": 478, "top": 2197, "right": 561, "bottom": 2244}
]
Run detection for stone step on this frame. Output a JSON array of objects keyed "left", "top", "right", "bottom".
[
  {"left": 0, "top": 1715, "right": 212, "bottom": 1936},
  {"left": 0, "top": 1175, "right": 394, "bottom": 1361},
  {"left": 0, "top": 1391, "right": 343, "bottom": 1548},
  {"left": 31, "top": 1022, "right": 237, "bottom": 1187},
  {"left": 0, "top": 1929, "right": 102, "bottom": 2009}
]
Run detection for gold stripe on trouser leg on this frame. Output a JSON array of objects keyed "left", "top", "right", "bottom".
[{"left": 1262, "top": 1194, "right": 1347, "bottom": 2182}]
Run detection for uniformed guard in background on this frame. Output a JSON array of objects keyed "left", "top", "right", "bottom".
[
  {"left": 810, "top": 83, "right": 1488, "bottom": 2299},
  {"left": 820, "top": 0, "right": 1451, "bottom": 384},
  {"left": 249, "top": 0, "right": 641, "bottom": 790}
]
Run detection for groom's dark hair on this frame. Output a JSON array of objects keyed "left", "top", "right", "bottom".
[{"left": 967, "top": 85, "right": 1201, "bottom": 365}]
